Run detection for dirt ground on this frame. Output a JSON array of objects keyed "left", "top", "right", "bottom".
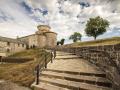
[{"left": 0, "top": 80, "right": 31, "bottom": 90}]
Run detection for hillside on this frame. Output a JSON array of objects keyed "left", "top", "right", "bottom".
[
  {"left": 65, "top": 37, "right": 120, "bottom": 47},
  {"left": 0, "top": 49, "right": 51, "bottom": 87},
  {"left": 9, "top": 48, "right": 43, "bottom": 58}
]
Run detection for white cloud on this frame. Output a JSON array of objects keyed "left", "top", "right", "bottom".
[{"left": 0, "top": 0, "right": 119, "bottom": 43}]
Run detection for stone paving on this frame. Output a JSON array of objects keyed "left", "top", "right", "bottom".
[
  {"left": 47, "top": 51, "right": 103, "bottom": 74},
  {"left": 32, "top": 51, "right": 112, "bottom": 90}
]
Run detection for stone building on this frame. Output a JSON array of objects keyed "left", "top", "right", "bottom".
[
  {"left": 0, "top": 25, "right": 57, "bottom": 55},
  {"left": 19, "top": 25, "right": 57, "bottom": 48},
  {"left": 0, "top": 36, "right": 26, "bottom": 55}
]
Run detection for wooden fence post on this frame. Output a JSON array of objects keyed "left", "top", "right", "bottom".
[
  {"left": 45, "top": 53, "right": 47, "bottom": 68},
  {"left": 0, "top": 56, "right": 2, "bottom": 64},
  {"left": 51, "top": 51, "right": 53, "bottom": 63},
  {"left": 54, "top": 49, "right": 56, "bottom": 58},
  {"left": 35, "top": 64, "right": 39, "bottom": 85}
]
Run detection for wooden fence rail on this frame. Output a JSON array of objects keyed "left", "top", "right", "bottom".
[{"left": 34, "top": 49, "right": 56, "bottom": 85}]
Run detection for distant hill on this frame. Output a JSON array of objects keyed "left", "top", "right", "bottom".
[{"left": 64, "top": 37, "right": 120, "bottom": 47}]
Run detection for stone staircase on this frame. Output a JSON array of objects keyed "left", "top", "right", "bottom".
[{"left": 32, "top": 51, "right": 113, "bottom": 90}]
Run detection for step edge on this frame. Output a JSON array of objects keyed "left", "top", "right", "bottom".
[
  {"left": 32, "top": 82, "right": 70, "bottom": 90},
  {"left": 39, "top": 77, "right": 112, "bottom": 90},
  {"left": 40, "top": 73, "right": 112, "bottom": 88},
  {"left": 44, "top": 69, "right": 106, "bottom": 78}
]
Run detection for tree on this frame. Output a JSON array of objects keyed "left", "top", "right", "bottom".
[
  {"left": 57, "top": 39, "right": 65, "bottom": 45},
  {"left": 69, "top": 32, "right": 82, "bottom": 42},
  {"left": 60, "top": 38, "right": 65, "bottom": 45},
  {"left": 57, "top": 41, "right": 60, "bottom": 45},
  {"left": 85, "top": 16, "right": 109, "bottom": 40}
]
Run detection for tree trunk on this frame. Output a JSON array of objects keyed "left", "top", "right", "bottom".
[
  {"left": 94, "top": 29, "right": 97, "bottom": 40},
  {"left": 94, "top": 36, "right": 97, "bottom": 40}
]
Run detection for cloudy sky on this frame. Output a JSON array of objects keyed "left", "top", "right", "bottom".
[{"left": 0, "top": 0, "right": 120, "bottom": 43}]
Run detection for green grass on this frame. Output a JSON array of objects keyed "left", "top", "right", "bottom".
[
  {"left": 65, "top": 37, "right": 120, "bottom": 47},
  {"left": 0, "top": 49, "right": 51, "bottom": 87}
]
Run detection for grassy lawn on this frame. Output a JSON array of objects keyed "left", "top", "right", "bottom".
[
  {"left": 0, "top": 49, "right": 51, "bottom": 87},
  {"left": 65, "top": 37, "right": 120, "bottom": 47}
]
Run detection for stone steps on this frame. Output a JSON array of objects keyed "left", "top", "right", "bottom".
[
  {"left": 31, "top": 69, "right": 112, "bottom": 90},
  {"left": 44, "top": 69, "right": 106, "bottom": 78},
  {"left": 56, "top": 53, "right": 75, "bottom": 56},
  {"left": 55, "top": 57, "right": 82, "bottom": 60},
  {"left": 32, "top": 51, "right": 113, "bottom": 90},
  {"left": 39, "top": 76, "right": 112, "bottom": 90},
  {"left": 56, "top": 55, "right": 78, "bottom": 57},
  {"left": 46, "top": 61, "right": 105, "bottom": 76},
  {"left": 56, "top": 52, "right": 72, "bottom": 54},
  {"left": 56, "top": 52, "right": 78, "bottom": 58},
  {"left": 55, "top": 54, "right": 81, "bottom": 59},
  {"left": 56, "top": 52, "right": 81, "bottom": 59},
  {"left": 57, "top": 54, "right": 75, "bottom": 56},
  {"left": 32, "top": 82, "right": 70, "bottom": 90},
  {"left": 41, "top": 70, "right": 112, "bottom": 88}
]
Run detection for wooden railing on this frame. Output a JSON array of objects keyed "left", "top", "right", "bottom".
[{"left": 34, "top": 49, "right": 56, "bottom": 85}]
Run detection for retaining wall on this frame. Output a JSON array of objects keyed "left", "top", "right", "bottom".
[
  {"left": 1, "top": 57, "right": 33, "bottom": 63},
  {"left": 56, "top": 44, "right": 120, "bottom": 90}
]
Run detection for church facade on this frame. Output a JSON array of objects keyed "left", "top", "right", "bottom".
[{"left": 0, "top": 25, "right": 57, "bottom": 54}]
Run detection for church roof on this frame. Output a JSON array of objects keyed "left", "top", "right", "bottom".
[
  {"left": 18, "top": 34, "right": 35, "bottom": 39},
  {"left": 37, "top": 25, "right": 51, "bottom": 29},
  {"left": 0, "top": 36, "right": 26, "bottom": 44}
]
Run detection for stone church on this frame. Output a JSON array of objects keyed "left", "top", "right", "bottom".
[
  {"left": 19, "top": 25, "right": 57, "bottom": 48},
  {"left": 0, "top": 25, "right": 57, "bottom": 55}
]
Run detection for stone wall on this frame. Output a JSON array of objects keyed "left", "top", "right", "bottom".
[
  {"left": 0, "top": 41, "right": 26, "bottom": 53},
  {"left": 2, "top": 57, "right": 33, "bottom": 63},
  {"left": 45, "top": 32, "right": 57, "bottom": 48},
  {"left": 28, "top": 35, "right": 38, "bottom": 48},
  {"left": 36, "top": 25, "right": 57, "bottom": 48},
  {"left": 37, "top": 25, "right": 50, "bottom": 32},
  {"left": 56, "top": 44, "right": 120, "bottom": 90},
  {"left": 37, "top": 34, "right": 47, "bottom": 48},
  {"left": 19, "top": 25, "right": 57, "bottom": 48},
  {"left": 19, "top": 34, "right": 37, "bottom": 48}
]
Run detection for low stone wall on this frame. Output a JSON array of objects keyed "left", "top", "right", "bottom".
[
  {"left": 56, "top": 44, "right": 120, "bottom": 90},
  {"left": 1, "top": 57, "right": 33, "bottom": 63}
]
